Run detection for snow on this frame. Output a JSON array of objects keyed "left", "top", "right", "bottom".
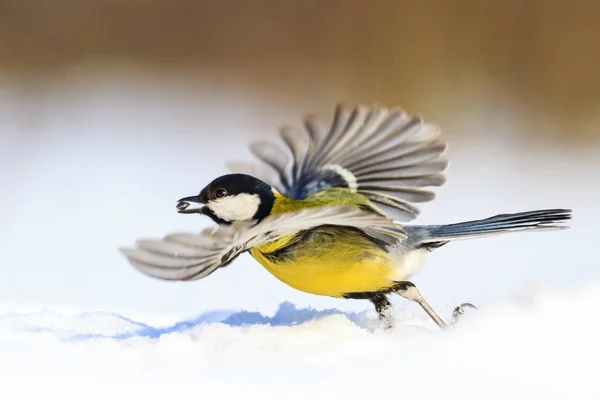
[{"left": 1, "top": 285, "right": 598, "bottom": 400}]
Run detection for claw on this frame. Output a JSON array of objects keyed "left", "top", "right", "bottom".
[{"left": 451, "top": 302, "right": 478, "bottom": 325}]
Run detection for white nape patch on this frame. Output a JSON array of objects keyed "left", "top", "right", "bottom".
[
  {"left": 207, "top": 193, "right": 262, "bottom": 222},
  {"left": 322, "top": 164, "right": 358, "bottom": 191}
]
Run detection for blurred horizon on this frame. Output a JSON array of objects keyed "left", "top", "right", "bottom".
[{"left": 1, "top": 0, "right": 600, "bottom": 143}]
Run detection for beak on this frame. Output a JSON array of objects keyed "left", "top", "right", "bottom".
[{"left": 176, "top": 195, "right": 204, "bottom": 214}]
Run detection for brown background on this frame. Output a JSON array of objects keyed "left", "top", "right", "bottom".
[{"left": 1, "top": 0, "right": 599, "bottom": 143}]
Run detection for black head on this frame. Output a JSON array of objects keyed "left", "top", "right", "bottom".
[{"left": 175, "top": 174, "right": 275, "bottom": 224}]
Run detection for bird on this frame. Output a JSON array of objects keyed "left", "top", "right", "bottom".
[{"left": 120, "top": 103, "right": 572, "bottom": 329}]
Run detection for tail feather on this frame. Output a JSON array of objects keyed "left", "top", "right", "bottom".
[{"left": 410, "top": 209, "right": 572, "bottom": 244}]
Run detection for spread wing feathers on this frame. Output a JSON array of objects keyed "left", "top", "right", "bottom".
[
  {"left": 228, "top": 103, "right": 449, "bottom": 221},
  {"left": 120, "top": 206, "right": 406, "bottom": 282}
]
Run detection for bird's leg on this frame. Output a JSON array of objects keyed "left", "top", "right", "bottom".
[
  {"left": 370, "top": 294, "right": 394, "bottom": 329},
  {"left": 451, "top": 302, "right": 478, "bottom": 325},
  {"left": 394, "top": 281, "right": 448, "bottom": 329}
]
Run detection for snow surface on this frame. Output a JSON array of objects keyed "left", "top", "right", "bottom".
[{"left": 1, "top": 285, "right": 599, "bottom": 400}]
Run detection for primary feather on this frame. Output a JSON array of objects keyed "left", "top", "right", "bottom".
[
  {"left": 120, "top": 205, "right": 406, "bottom": 282},
  {"left": 227, "top": 103, "right": 449, "bottom": 221}
]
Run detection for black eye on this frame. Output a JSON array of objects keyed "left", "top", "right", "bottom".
[{"left": 215, "top": 188, "right": 227, "bottom": 199}]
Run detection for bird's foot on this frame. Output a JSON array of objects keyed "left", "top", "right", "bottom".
[{"left": 451, "top": 302, "right": 478, "bottom": 325}]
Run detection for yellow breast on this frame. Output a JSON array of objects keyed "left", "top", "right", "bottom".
[{"left": 249, "top": 227, "right": 397, "bottom": 298}]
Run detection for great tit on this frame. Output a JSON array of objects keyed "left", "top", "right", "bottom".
[{"left": 120, "top": 103, "right": 571, "bottom": 329}]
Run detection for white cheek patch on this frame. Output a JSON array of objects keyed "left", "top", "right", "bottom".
[{"left": 207, "top": 193, "right": 262, "bottom": 222}]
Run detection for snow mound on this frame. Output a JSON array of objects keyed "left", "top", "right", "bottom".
[{"left": 0, "top": 286, "right": 598, "bottom": 400}]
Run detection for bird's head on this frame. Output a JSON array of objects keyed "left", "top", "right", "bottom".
[{"left": 175, "top": 174, "right": 276, "bottom": 225}]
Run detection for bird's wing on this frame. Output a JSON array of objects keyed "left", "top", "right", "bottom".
[
  {"left": 226, "top": 103, "right": 448, "bottom": 222},
  {"left": 120, "top": 206, "right": 406, "bottom": 282}
]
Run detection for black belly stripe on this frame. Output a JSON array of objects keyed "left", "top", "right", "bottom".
[{"left": 342, "top": 282, "right": 414, "bottom": 299}]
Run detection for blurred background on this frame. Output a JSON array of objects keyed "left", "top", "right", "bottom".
[{"left": 1, "top": 0, "right": 598, "bottom": 320}]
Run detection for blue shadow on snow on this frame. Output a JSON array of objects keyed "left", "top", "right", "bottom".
[{"left": 69, "top": 301, "right": 366, "bottom": 341}]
